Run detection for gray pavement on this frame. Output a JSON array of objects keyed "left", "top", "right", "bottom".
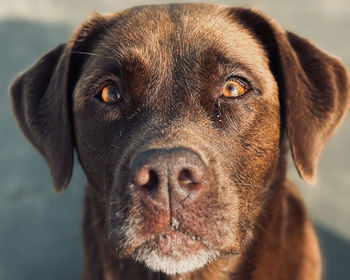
[{"left": 1, "top": 0, "right": 349, "bottom": 279}]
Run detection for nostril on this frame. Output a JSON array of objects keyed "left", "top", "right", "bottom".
[
  {"left": 131, "top": 148, "right": 208, "bottom": 207},
  {"left": 178, "top": 169, "right": 198, "bottom": 187},
  {"left": 135, "top": 169, "right": 159, "bottom": 194},
  {"left": 143, "top": 170, "right": 159, "bottom": 191}
]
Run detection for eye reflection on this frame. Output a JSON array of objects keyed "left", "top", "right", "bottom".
[
  {"left": 222, "top": 80, "right": 248, "bottom": 98},
  {"left": 101, "top": 85, "right": 122, "bottom": 103}
]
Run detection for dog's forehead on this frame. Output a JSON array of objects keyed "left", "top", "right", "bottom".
[{"left": 100, "top": 4, "right": 269, "bottom": 76}]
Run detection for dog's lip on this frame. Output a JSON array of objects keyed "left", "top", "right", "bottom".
[{"left": 143, "top": 229, "right": 210, "bottom": 256}]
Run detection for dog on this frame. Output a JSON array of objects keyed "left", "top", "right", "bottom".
[{"left": 10, "top": 3, "right": 350, "bottom": 280}]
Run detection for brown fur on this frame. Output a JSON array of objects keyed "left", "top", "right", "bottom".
[{"left": 10, "top": 4, "right": 350, "bottom": 280}]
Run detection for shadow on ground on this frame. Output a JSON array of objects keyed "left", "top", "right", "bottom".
[{"left": 0, "top": 18, "right": 349, "bottom": 280}]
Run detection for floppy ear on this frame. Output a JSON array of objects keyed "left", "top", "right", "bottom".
[
  {"left": 280, "top": 32, "right": 350, "bottom": 182},
  {"left": 10, "top": 44, "right": 74, "bottom": 194},
  {"left": 232, "top": 8, "right": 350, "bottom": 183},
  {"left": 10, "top": 13, "right": 109, "bottom": 193}
]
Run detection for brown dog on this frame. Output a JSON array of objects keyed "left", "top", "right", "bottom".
[{"left": 10, "top": 3, "right": 350, "bottom": 280}]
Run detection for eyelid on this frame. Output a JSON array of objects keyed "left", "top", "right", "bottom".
[
  {"left": 227, "top": 75, "right": 250, "bottom": 88},
  {"left": 86, "top": 72, "right": 119, "bottom": 93},
  {"left": 226, "top": 67, "right": 263, "bottom": 94}
]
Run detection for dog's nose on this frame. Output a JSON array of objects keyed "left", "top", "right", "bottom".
[{"left": 131, "top": 148, "right": 209, "bottom": 207}]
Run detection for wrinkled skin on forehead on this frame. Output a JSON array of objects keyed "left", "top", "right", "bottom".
[{"left": 73, "top": 4, "right": 280, "bottom": 273}]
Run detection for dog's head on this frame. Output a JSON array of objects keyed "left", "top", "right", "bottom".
[{"left": 10, "top": 4, "right": 350, "bottom": 275}]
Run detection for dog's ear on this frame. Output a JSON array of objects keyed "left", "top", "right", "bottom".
[
  {"left": 10, "top": 44, "right": 73, "bottom": 194},
  {"left": 232, "top": 8, "right": 350, "bottom": 183},
  {"left": 10, "top": 13, "right": 109, "bottom": 193}
]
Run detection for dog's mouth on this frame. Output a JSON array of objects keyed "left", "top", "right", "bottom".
[
  {"left": 143, "top": 229, "right": 210, "bottom": 256},
  {"left": 129, "top": 228, "right": 219, "bottom": 274},
  {"left": 109, "top": 146, "right": 228, "bottom": 274}
]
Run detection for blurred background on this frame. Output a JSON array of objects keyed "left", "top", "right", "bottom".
[{"left": 0, "top": 0, "right": 349, "bottom": 279}]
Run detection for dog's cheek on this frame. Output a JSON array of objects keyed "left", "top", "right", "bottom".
[
  {"left": 105, "top": 186, "right": 135, "bottom": 254},
  {"left": 219, "top": 97, "right": 281, "bottom": 248},
  {"left": 72, "top": 92, "right": 121, "bottom": 187},
  {"left": 74, "top": 114, "right": 133, "bottom": 252}
]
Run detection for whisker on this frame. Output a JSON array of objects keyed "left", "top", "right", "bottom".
[
  {"left": 110, "top": 144, "right": 119, "bottom": 150},
  {"left": 234, "top": 181, "right": 275, "bottom": 194},
  {"left": 103, "top": 164, "right": 108, "bottom": 194},
  {"left": 71, "top": 51, "right": 115, "bottom": 60},
  {"left": 102, "top": 25, "right": 118, "bottom": 40},
  {"left": 235, "top": 182, "right": 263, "bottom": 188},
  {"left": 110, "top": 201, "right": 121, "bottom": 205},
  {"left": 103, "top": 43, "right": 120, "bottom": 57},
  {"left": 107, "top": 230, "right": 114, "bottom": 241},
  {"left": 106, "top": 204, "right": 129, "bottom": 222}
]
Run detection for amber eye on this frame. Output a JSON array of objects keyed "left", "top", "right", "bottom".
[
  {"left": 101, "top": 85, "right": 122, "bottom": 103},
  {"left": 222, "top": 80, "right": 248, "bottom": 98}
]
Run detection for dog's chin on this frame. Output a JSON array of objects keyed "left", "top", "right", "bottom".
[
  {"left": 134, "top": 247, "right": 219, "bottom": 275},
  {"left": 129, "top": 231, "right": 219, "bottom": 275}
]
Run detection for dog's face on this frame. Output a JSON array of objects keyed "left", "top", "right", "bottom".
[
  {"left": 73, "top": 5, "right": 280, "bottom": 274},
  {"left": 10, "top": 4, "right": 350, "bottom": 275}
]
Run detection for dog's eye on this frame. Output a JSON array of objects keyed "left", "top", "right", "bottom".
[
  {"left": 222, "top": 79, "right": 248, "bottom": 98},
  {"left": 101, "top": 85, "right": 122, "bottom": 103}
]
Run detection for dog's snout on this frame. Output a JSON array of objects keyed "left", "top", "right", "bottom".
[{"left": 131, "top": 148, "right": 209, "bottom": 207}]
